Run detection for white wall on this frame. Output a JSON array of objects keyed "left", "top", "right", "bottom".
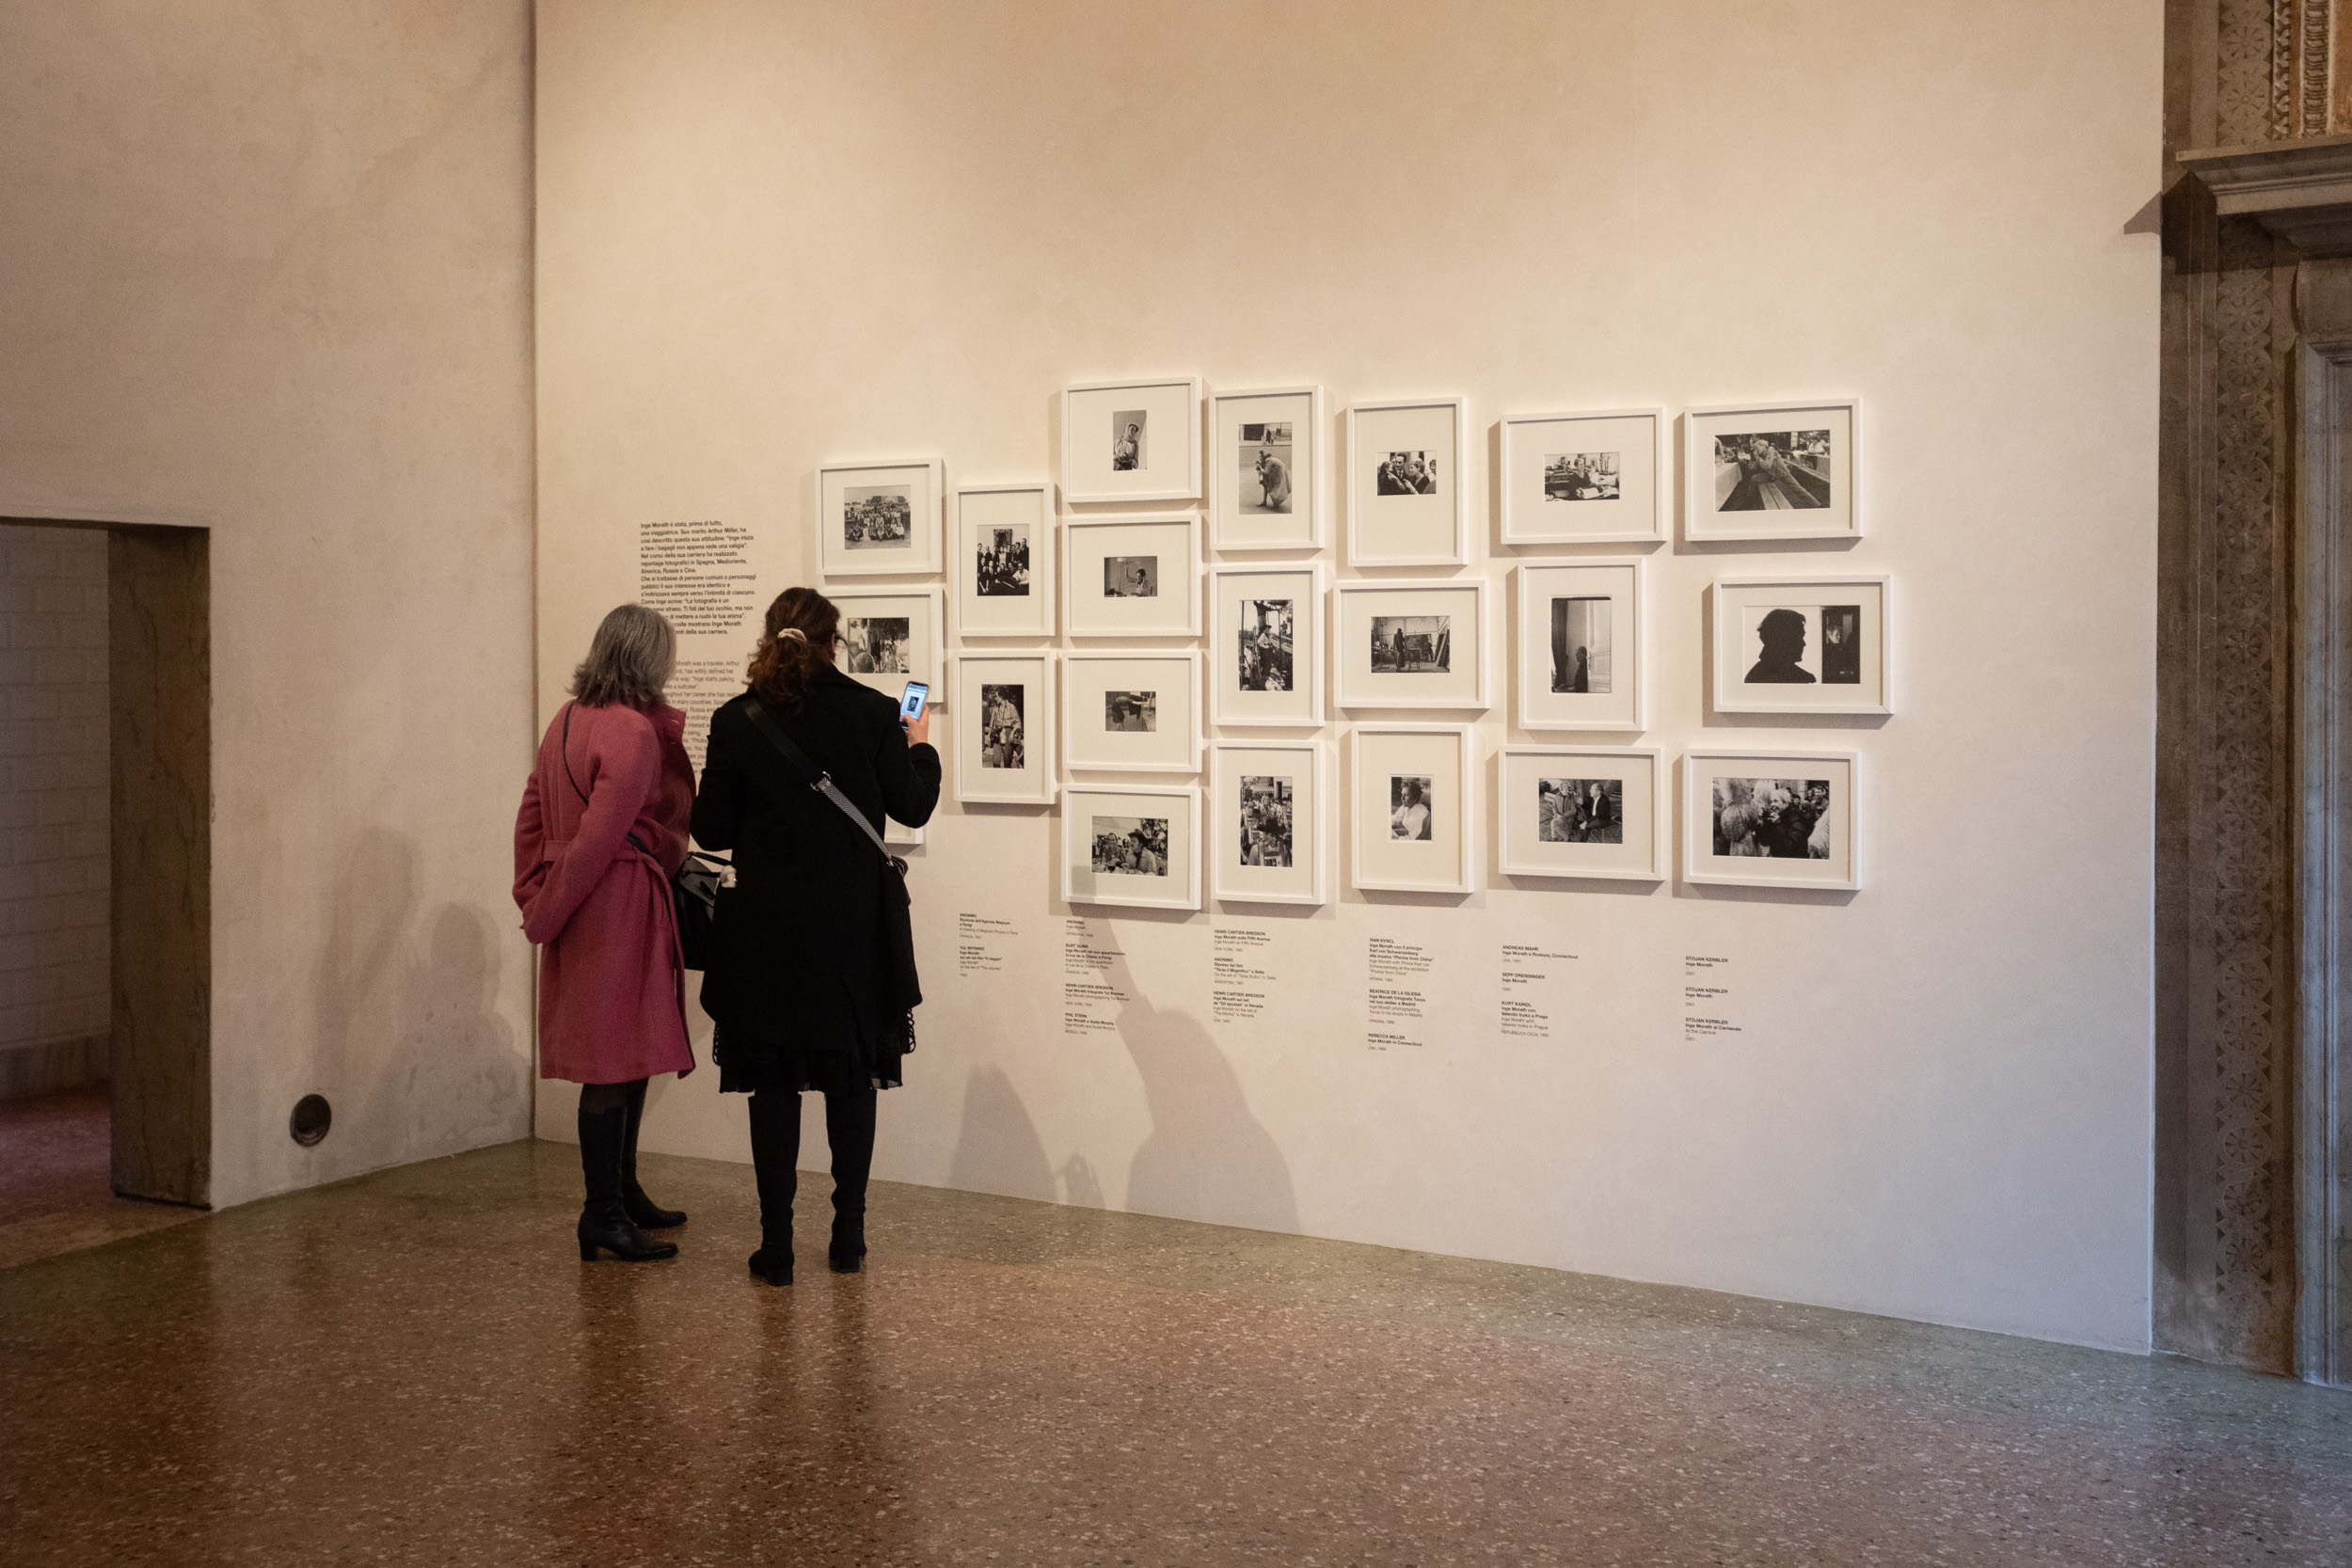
[
  {"left": 0, "top": 1, "right": 540, "bottom": 1206},
  {"left": 535, "top": 0, "right": 2160, "bottom": 1351}
]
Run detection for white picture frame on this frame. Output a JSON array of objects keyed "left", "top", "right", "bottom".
[
  {"left": 1351, "top": 724, "right": 1473, "bottom": 895},
  {"left": 1514, "top": 561, "right": 1643, "bottom": 732},
  {"left": 953, "top": 653, "right": 1056, "bottom": 805},
  {"left": 955, "top": 483, "right": 1055, "bottom": 639},
  {"left": 1346, "top": 397, "right": 1469, "bottom": 566},
  {"left": 1499, "top": 407, "right": 1666, "bottom": 545},
  {"left": 1062, "top": 651, "right": 1201, "bottom": 775},
  {"left": 1332, "top": 578, "right": 1489, "bottom": 712},
  {"left": 1063, "top": 376, "right": 1203, "bottom": 505},
  {"left": 883, "top": 815, "right": 925, "bottom": 847},
  {"left": 828, "top": 587, "right": 946, "bottom": 710},
  {"left": 1496, "top": 746, "right": 1663, "bottom": 881},
  {"left": 1681, "top": 749, "right": 1859, "bottom": 891},
  {"left": 1062, "top": 784, "right": 1202, "bottom": 911},
  {"left": 1063, "top": 514, "right": 1201, "bottom": 639},
  {"left": 1211, "top": 564, "right": 1323, "bottom": 728},
  {"left": 1210, "top": 741, "right": 1327, "bottom": 906},
  {"left": 1710, "top": 573, "right": 1891, "bottom": 716},
  {"left": 1683, "top": 399, "right": 1861, "bottom": 543},
  {"left": 1210, "top": 385, "right": 1325, "bottom": 553},
  {"left": 817, "top": 458, "right": 945, "bottom": 577}
]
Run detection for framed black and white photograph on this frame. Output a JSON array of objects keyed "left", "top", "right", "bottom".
[
  {"left": 1062, "top": 651, "right": 1200, "bottom": 774},
  {"left": 1514, "top": 561, "right": 1643, "bottom": 731},
  {"left": 1332, "top": 579, "right": 1489, "bottom": 711},
  {"left": 1683, "top": 400, "right": 1860, "bottom": 543},
  {"left": 829, "top": 587, "right": 946, "bottom": 710},
  {"left": 955, "top": 483, "right": 1055, "bottom": 638},
  {"left": 1351, "top": 725, "right": 1472, "bottom": 894},
  {"left": 817, "top": 458, "right": 945, "bottom": 577},
  {"left": 1063, "top": 513, "right": 1201, "bottom": 638},
  {"left": 953, "top": 652, "right": 1055, "bottom": 805},
  {"left": 1497, "top": 746, "right": 1661, "bottom": 880},
  {"left": 1210, "top": 385, "right": 1325, "bottom": 552},
  {"left": 1681, "top": 749, "right": 1858, "bottom": 891},
  {"left": 1210, "top": 564, "right": 1322, "bottom": 727},
  {"left": 1499, "top": 407, "right": 1666, "bottom": 545},
  {"left": 1062, "top": 376, "right": 1203, "bottom": 505},
  {"left": 1710, "top": 574, "right": 1889, "bottom": 716},
  {"left": 1061, "top": 784, "right": 1202, "bottom": 911},
  {"left": 1347, "top": 397, "right": 1468, "bottom": 566},
  {"left": 1210, "top": 741, "right": 1326, "bottom": 906}
]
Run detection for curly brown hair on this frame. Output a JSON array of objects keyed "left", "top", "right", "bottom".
[{"left": 746, "top": 587, "right": 840, "bottom": 708}]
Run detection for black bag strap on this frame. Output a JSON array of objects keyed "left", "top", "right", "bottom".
[{"left": 742, "top": 698, "right": 901, "bottom": 868}]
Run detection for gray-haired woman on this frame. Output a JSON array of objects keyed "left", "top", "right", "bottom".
[{"left": 513, "top": 604, "right": 698, "bottom": 1263}]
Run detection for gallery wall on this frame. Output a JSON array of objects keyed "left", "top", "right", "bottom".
[
  {"left": 0, "top": 1, "right": 540, "bottom": 1207},
  {"left": 535, "top": 0, "right": 2162, "bottom": 1350}
]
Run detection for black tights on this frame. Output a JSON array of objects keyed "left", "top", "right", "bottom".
[
  {"left": 745, "top": 1085, "right": 878, "bottom": 1245},
  {"left": 579, "top": 1078, "right": 644, "bottom": 1115}
]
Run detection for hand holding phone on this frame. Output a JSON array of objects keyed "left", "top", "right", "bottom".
[{"left": 898, "top": 681, "right": 931, "bottom": 746}]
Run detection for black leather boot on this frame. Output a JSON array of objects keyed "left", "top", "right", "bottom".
[
  {"left": 746, "top": 1090, "right": 800, "bottom": 1286},
  {"left": 826, "top": 1085, "right": 876, "bottom": 1274},
  {"left": 619, "top": 1079, "right": 685, "bottom": 1229},
  {"left": 578, "top": 1103, "right": 677, "bottom": 1261}
]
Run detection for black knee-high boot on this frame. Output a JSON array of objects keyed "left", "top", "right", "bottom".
[
  {"left": 824, "top": 1085, "right": 877, "bottom": 1273},
  {"left": 746, "top": 1091, "right": 801, "bottom": 1286},
  {"left": 578, "top": 1103, "right": 677, "bottom": 1262},
  {"left": 618, "top": 1079, "right": 686, "bottom": 1229}
]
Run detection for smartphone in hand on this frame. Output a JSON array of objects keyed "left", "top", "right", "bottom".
[{"left": 898, "top": 680, "right": 930, "bottom": 724}]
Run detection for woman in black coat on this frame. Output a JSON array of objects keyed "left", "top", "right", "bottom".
[{"left": 692, "top": 587, "right": 941, "bottom": 1285}]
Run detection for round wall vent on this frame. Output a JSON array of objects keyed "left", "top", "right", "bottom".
[{"left": 289, "top": 1094, "right": 332, "bottom": 1148}]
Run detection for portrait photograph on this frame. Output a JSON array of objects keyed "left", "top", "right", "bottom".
[
  {"left": 1062, "top": 651, "right": 1200, "bottom": 774},
  {"left": 955, "top": 483, "right": 1055, "bottom": 638},
  {"left": 1104, "top": 689, "right": 1157, "bottom": 732},
  {"left": 1500, "top": 408, "right": 1665, "bottom": 544},
  {"left": 1064, "top": 514, "right": 1200, "bottom": 638},
  {"left": 1497, "top": 747, "right": 1661, "bottom": 880},
  {"left": 1684, "top": 400, "right": 1860, "bottom": 542},
  {"left": 1680, "top": 749, "right": 1857, "bottom": 890},
  {"left": 1351, "top": 724, "right": 1471, "bottom": 894},
  {"left": 1212, "top": 564, "right": 1323, "bottom": 727},
  {"left": 1389, "top": 774, "right": 1435, "bottom": 840},
  {"left": 981, "top": 684, "right": 1025, "bottom": 769},
  {"left": 1347, "top": 397, "right": 1467, "bottom": 565},
  {"left": 1062, "top": 784, "right": 1200, "bottom": 910},
  {"left": 1335, "top": 579, "right": 1487, "bottom": 711},
  {"left": 818, "top": 458, "right": 944, "bottom": 577},
  {"left": 954, "top": 653, "right": 1055, "bottom": 804},
  {"left": 1211, "top": 741, "right": 1327, "bottom": 905},
  {"left": 826, "top": 588, "right": 943, "bottom": 709},
  {"left": 1211, "top": 386, "right": 1324, "bottom": 551},
  {"left": 1709, "top": 574, "right": 1889, "bottom": 715},
  {"left": 1515, "top": 561, "right": 1643, "bottom": 731},
  {"left": 1063, "top": 376, "right": 1202, "bottom": 504}
]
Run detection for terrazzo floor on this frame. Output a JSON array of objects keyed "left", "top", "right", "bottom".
[
  {"left": 3, "top": 1138, "right": 2350, "bottom": 1566},
  {"left": 0, "top": 1084, "right": 204, "bottom": 1271}
]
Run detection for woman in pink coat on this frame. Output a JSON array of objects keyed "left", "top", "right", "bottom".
[{"left": 513, "top": 604, "right": 697, "bottom": 1262}]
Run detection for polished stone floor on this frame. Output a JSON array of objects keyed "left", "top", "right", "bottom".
[
  {"left": 0, "top": 1083, "right": 202, "bottom": 1269},
  {"left": 3, "top": 1140, "right": 2350, "bottom": 1566}
]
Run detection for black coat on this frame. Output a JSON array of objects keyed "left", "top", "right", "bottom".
[{"left": 691, "top": 665, "right": 941, "bottom": 1055}]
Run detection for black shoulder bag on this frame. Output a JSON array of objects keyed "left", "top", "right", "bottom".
[
  {"left": 562, "top": 703, "right": 724, "bottom": 971},
  {"left": 741, "top": 699, "right": 922, "bottom": 1039}
]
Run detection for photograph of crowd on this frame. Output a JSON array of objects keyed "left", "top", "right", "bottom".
[
  {"left": 1390, "top": 775, "right": 1434, "bottom": 841},
  {"left": 843, "top": 484, "right": 914, "bottom": 548},
  {"left": 979, "top": 683, "right": 1025, "bottom": 770},
  {"left": 1239, "top": 422, "right": 1294, "bottom": 514},
  {"left": 976, "top": 526, "right": 1030, "bottom": 597},
  {"left": 1104, "top": 556, "right": 1159, "bottom": 598},
  {"left": 1236, "top": 774, "right": 1295, "bottom": 867},
  {"left": 1537, "top": 777, "right": 1622, "bottom": 845},
  {"left": 1111, "top": 410, "right": 1147, "bottom": 472},
  {"left": 1237, "top": 598, "right": 1294, "bottom": 692},
  {"left": 1091, "top": 815, "right": 1169, "bottom": 876},
  {"left": 1709, "top": 776, "right": 1831, "bottom": 859},
  {"left": 1744, "top": 605, "right": 1860, "bottom": 685},
  {"left": 1549, "top": 596, "right": 1611, "bottom": 694},
  {"left": 841, "top": 616, "right": 909, "bottom": 674},
  {"left": 1544, "top": 451, "right": 1620, "bottom": 502},
  {"left": 1375, "top": 451, "right": 1438, "bottom": 497},
  {"left": 1104, "top": 689, "right": 1157, "bottom": 733},
  {"left": 1370, "top": 614, "right": 1451, "bottom": 674},
  {"left": 1712, "top": 431, "right": 1831, "bottom": 512}
]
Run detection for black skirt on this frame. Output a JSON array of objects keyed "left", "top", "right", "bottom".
[{"left": 713, "top": 1026, "right": 905, "bottom": 1095}]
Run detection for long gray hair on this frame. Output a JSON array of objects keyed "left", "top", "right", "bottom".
[{"left": 570, "top": 604, "right": 676, "bottom": 708}]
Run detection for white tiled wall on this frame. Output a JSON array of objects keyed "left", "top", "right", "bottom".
[{"left": 0, "top": 526, "right": 109, "bottom": 1059}]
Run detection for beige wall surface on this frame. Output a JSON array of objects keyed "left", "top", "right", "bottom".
[
  {"left": 0, "top": 1, "right": 539, "bottom": 1207},
  {"left": 536, "top": 0, "right": 2160, "bottom": 1349}
]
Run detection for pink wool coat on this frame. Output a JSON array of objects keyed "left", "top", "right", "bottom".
[{"left": 513, "top": 702, "right": 697, "bottom": 1085}]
